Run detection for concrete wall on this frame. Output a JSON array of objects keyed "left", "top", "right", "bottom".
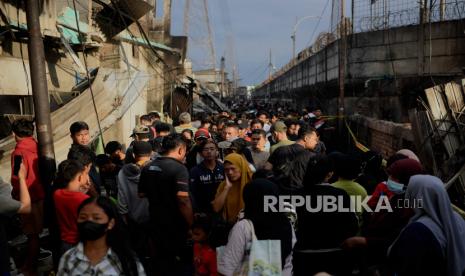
[
  {"left": 0, "top": 41, "right": 99, "bottom": 96},
  {"left": 254, "top": 20, "right": 465, "bottom": 97}
]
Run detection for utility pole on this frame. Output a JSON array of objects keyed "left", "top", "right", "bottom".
[
  {"left": 439, "top": 0, "right": 445, "bottom": 21},
  {"left": 291, "top": 15, "right": 321, "bottom": 61},
  {"left": 25, "top": 0, "right": 56, "bottom": 184},
  {"left": 338, "top": 0, "right": 347, "bottom": 133},
  {"left": 220, "top": 56, "right": 225, "bottom": 99},
  {"left": 292, "top": 16, "right": 297, "bottom": 61}
]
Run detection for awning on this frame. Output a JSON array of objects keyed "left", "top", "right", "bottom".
[{"left": 93, "top": 0, "right": 153, "bottom": 39}]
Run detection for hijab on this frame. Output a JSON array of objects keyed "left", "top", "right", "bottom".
[
  {"left": 386, "top": 159, "right": 424, "bottom": 186},
  {"left": 243, "top": 179, "right": 293, "bottom": 267},
  {"left": 403, "top": 175, "right": 465, "bottom": 276},
  {"left": 396, "top": 149, "right": 420, "bottom": 162},
  {"left": 217, "top": 153, "right": 253, "bottom": 223}
]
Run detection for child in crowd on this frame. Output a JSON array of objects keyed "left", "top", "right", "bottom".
[
  {"left": 53, "top": 159, "right": 90, "bottom": 255},
  {"left": 58, "top": 196, "right": 145, "bottom": 275},
  {"left": 95, "top": 154, "right": 119, "bottom": 198},
  {"left": 192, "top": 217, "right": 217, "bottom": 276}
]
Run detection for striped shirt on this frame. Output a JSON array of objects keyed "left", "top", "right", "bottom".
[{"left": 58, "top": 242, "right": 145, "bottom": 276}]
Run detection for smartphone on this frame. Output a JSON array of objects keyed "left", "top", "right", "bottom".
[{"left": 13, "top": 155, "right": 22, "bottom": 176}]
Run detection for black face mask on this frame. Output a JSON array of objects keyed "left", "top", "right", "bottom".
[{"left": 78, "top": 221, "right": 109, "bottom": 241}]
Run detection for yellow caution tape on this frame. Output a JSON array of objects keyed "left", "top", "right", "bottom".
[
  {"left": 355, "top": 141, "right": 370, "bottom": 152},
  {"left": 345, "top": 119, "right": 370, "bottom": 153},
  {"left": 345, "top": 119, "right": 388, "bottom": 167}
]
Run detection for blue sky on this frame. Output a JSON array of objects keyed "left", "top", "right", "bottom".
[{"left": 170, "top": 0, "right": 332, "bottom": 86}]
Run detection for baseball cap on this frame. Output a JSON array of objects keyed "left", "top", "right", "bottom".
[
  {"left": 271, "top": 121, "right": 287, "bottom": 132},
  {"left": 130, "top": 125, "right": 150, "bottom": 137},
  {"left": 195, "top": 128, "right": 210, "bottom": 140},
  {"left": 179, "top": 112, "right": 191, "bottom": 124}
]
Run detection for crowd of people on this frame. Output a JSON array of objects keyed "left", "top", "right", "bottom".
[{"left": 1, "top": 106, "right": 465, "bottom": 276}]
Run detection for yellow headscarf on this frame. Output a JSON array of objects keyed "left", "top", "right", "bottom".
[{"left": 216, "top": 153, "right": 253, "bottom": 223}]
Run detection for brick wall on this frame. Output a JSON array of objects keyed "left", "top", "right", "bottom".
[
  {"left": 350, "top": 115, "right": 414, "bottom": 159},
  {"left": 371, "top": 129, "right": 398, "bottom": 158}
]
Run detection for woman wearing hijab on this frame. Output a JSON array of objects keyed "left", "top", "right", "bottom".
[
  {"left": 388, "top": 175, "right": 465, "bottom": 276},
  {"left": 396, "top": 149, "right": 420, "bottom": 162},
  {"left": 212, "top": 153, "right": 253, "bottom": 224},
  {"left": 342, "top": 158, "right": 424, "bottom": 270},
  {"left": 367, "top": 153, "right": 409, "bottom": 209},
  {"left": 217, "top": 179, "right": 294, "bottom": 276}
]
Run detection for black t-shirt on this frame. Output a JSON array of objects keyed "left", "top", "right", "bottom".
[
  {"left": 268, "top": 143, "right": 316, "bottom": 194},
  {"left": 185, "top": 145, "right": 200, "bottom": 170},
  {"left": 189, "top": 162, "right": 225, "bottom": 214},
  {"left": 296, "top": 184, "right": 358, "bottom": 250},
  {"left": 138, "top": 157, "right": 190, "bottom": 253}
]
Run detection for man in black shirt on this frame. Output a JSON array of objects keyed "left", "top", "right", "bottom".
[
  {"left": 266, "top": 124, "right": 319, "bottom": 194},
  {"left": 139, "top": 133, "right": 194, "bottom": 275},
  {"left": 189, "top": 140, "right": 224, "bottom": 214}
]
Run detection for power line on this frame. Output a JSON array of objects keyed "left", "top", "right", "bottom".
[
  {"left": 86, "top": 0, "right": 183, "bottom": 86},
  {"left": 241, "top": 59, "right": 269, "bottom": 79},
  {"left": 305, "top": 0, "right": 331, "bottom": 48}
]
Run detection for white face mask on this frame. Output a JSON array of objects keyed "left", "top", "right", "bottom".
[{"left": 387, "top": 178, "right": 404, "bottom": 193}]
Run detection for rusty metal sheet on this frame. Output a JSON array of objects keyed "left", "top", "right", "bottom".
[
  {"left": 444, "top": 81, "right": 465, "bottom": 116},
  {"left": 425, "top": 85, "right": 460, "bottom": 156}
]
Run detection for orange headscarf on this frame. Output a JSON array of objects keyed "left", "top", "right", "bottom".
[{"left": 216, "top": 153, "right": 253, "bottom": 223}]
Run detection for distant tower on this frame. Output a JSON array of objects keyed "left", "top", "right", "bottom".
[{"left": 183, "top": 0, "right": 216, "bottom": 70}]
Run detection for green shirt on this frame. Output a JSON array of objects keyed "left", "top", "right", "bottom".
[
  {"left": 332, "top": 179, "right": 368, "bottom": 228},
  {"left": 269, "top": 139, "right": 295, "bottom": 155},
  {"left": 332, "top": 179, "right": 368, "bottom": 199}
]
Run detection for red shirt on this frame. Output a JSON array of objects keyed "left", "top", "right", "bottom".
[
  {"left": 11, "top": 137, "right": 44, "bottom": 202},
  {"left": 53, "top": 189, "right": 89, "bottom": 244},
  {"left": 367, "top": 181, "right": 395, "bottom": 209},
  {"left": 193, "top": 243, "right": 217, "bottom": 276}
]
